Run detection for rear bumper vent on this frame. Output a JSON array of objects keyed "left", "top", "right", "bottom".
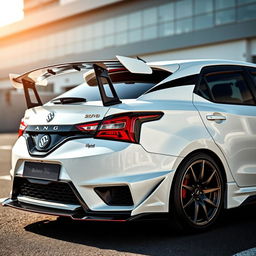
[
  {"left": 13, "top": 177, "right": 81, "bottom": 205},
  {"left": 94, "top": 186, "right": 134, "bottom": 206}
]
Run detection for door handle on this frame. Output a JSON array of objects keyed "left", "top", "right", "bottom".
[{"left": 206, "top": 114, "right": 226, "bottom": 121}]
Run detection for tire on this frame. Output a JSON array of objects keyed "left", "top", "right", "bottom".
[{"left": 169, "top": 152, "right": 224, "bottom": 233}]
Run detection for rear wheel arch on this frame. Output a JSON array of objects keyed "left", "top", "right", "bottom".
[{"left": 172, "top": 149, "right": 227, "bottom": 190}]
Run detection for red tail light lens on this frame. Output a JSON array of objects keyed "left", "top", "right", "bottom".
[
  {"left": 96, "top": 116, "right": 135, "bottom": 142},
  {"left": 96, "top": 112, "right": 163, "bottom": 143},
  {"left": 76, "top": 112, "right": 163, "bottom": 143},
  {"left": 18, "top": 119, "right": 27, "bottom": 137}
]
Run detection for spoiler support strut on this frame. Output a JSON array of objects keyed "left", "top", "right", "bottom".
[
  {"left": 93, "top": 64, "right": 122, "bottom": 106},
  {"left": 22, "top": 78, "right": 42, "bottom": 109}
]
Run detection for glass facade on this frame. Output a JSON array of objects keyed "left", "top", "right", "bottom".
[{"left": 1, "top": 0, "right": 256, "bottom": 68}]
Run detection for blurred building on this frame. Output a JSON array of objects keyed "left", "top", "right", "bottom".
[{"left": 0, "top": 0, "right": 256, "bottom": 131}]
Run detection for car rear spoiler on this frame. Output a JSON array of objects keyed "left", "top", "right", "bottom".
[{"left": 9, "top": 56, "right": 152, "bottom": 109}]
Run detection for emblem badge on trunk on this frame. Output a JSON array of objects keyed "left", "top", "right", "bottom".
[
  {"left": 46, "top": 112, "right": 55, "bottom": 122},
  {"left": 38, "top": 135, "right": 51, "bottom": 149}
]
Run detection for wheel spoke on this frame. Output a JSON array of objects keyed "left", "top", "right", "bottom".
[
  {"left": 190, "top": 166, "right": 198, "bottom": 183},
  {"left": 200, "top": 160, "right": 205, "bottom": 181},
  {"left": 182, "top": 184, "right": 193, "bottom": 191},
  {"left": 184, "top": 197, "right": 194, "bottom": 208},
  {"left": 199, "top": 201, "right": 209, "bottom": 221},
  {"left": 203, "top": 197, "right": 217, "bottom": 208},
  {"left": 193, "top": 201, "right": 199, "bottom": 222},
  {"left": 202, "top": 170, "right": 216, "bottom": 185},
  {"left": 203, "top": 187, "right": 221, "bottom": 194}
]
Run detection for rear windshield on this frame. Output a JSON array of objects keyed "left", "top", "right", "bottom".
[{"left": 56, "top": 70, "right": 169, "bottom": 101}]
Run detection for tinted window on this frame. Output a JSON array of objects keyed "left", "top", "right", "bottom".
[
  {"left": 56, "top": 70, "right": 169, "bottom": 101},
  {"left": 249, "top": 69, "right": 256, "bottom": 85},
  {"left": 197, "top": 78, "right": 211, "bottom": 101},
  {"left": 205, "top": 72, "right": 254, "bottom": 105},
  {"left": 58, "top": 82, "right": 156, "bottom": 101}
]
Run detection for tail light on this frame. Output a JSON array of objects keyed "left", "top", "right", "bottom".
[
  {"left": 76, "top": 112, "right": 163, "bottom": 143},
  {"left": 18, "top": 119, "right": 27, "bottom": 137}
]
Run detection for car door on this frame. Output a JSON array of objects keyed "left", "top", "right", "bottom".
[{"left": 193, "top": 65, "right": 256, "bottom": 187}]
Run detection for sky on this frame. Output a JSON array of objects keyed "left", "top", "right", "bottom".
[{"left": 0, "top": 0, "right": 24, "bottom": 27}]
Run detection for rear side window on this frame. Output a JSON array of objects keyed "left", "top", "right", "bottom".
[{"left": 199, "top": 72, "right": 255, "bottom": 105}]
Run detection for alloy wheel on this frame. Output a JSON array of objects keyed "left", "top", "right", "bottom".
[{"left": 180, "top": 159, "right": 222, "bottom": 226}]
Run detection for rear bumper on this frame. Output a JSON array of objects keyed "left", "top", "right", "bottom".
[{"left": 10, "top": 136, "right": 178, "bottom": 216}]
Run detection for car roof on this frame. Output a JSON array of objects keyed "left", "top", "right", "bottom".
[
  {"left": 148, "top": 59, "right": 256, "bottom": 85},
  {"left": 148, "top": 59, "right": 256, "bottom": 68}
]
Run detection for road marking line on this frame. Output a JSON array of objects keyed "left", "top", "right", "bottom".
[
  {"left": 234, "top": 248, "right": 256, "bottom": 256},
  {"left": 0, "top": 145, "right": 12, "bottom": 150},
  {"left": 0, "top": 198, "right": 7, "bottom": 203},
  {"left": 0, "top": 175, "right": 11, "bottom": 181}
]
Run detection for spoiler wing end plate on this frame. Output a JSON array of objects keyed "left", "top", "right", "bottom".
[
  {"left": 9, "top": 74, "right": 23, "bottom": 89},
  {"left": 116, "top": 55, "right": 152, "bottom": 74}
]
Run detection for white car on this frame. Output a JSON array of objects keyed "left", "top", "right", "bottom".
[{"left": 3, "top": 56, "right": 256, "bottom": 232}]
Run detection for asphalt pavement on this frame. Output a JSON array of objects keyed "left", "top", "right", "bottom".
[{"left": 0, "top": 133, "right": 256, "bottom": 256}]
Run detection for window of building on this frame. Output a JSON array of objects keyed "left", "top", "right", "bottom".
[
  {"left": 104, "top": 19, "right": 115, "bottom": 35},
  {"left": 115, "top": 32, "right": 128, "bottom": 45},
  {"left": 115, "top": 15, "right": 128, "bottom": 32},
  {"left": 128, "top": 29, "right": 142, "bottom": 43},
  {"left": 195, "top": 13, "right": 214, "bottom": 30},
  {"left": 176, "top": 0, "right": 193, "bottom": 19},
  {"left": 128, "top": 11, "right": 142, "bottom": 29},
  {"left": 143, "top": 7, "right": 157, "bottom": 26},
  {"left": 237, "top": 0, "right": 256, "bottom": 4},
  {"left": 159, "top": 21, "right": 174, "bottom": 37},
  {"left": 158, "top": 3, "right": 174, "bottom": 22},
  {"left": 104, "top": 34, "right": 114, "bottom": 47},
  {"left": 216, "top": 9, "right": 235, "bottom": 25},
  {"left": 143, "top": 25, "right": 157, "bottom": 40},
  {"left": 93, "top": 37, "right": 103, "bottom": 50},
  {"left": 215, "top": 0, "right": 236, "bottom": 10},
  {"left": 237, "top": 3, "right": 256, "bottom": 21},
  {"left": 92, "top": 22, "right": 103, "bottom": 38},
  {"left": 176, "top": 18, "right": 193, "bottom": 34},
  {"left": 195, "top": 0, "right": 213, "bottom": 14}
]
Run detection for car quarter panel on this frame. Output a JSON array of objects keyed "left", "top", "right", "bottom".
[{"left": 107, "top": 85, "right": 234, "bottom": 184}]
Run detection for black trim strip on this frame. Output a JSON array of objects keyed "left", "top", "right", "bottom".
[{"left": 146, "top": 74, "right": 199, "bottom": 94}]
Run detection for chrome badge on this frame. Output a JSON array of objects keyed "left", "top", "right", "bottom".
[
  {"left": 46, "top": 112, "right": 55, "bottom": 122},
  {"left": 38, "top": 135, "right": 51, "bottom": 149}
]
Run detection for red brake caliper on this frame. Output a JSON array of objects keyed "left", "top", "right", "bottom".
[{"left": 182, "top": 177, "right": 189, "bottom": 199}]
